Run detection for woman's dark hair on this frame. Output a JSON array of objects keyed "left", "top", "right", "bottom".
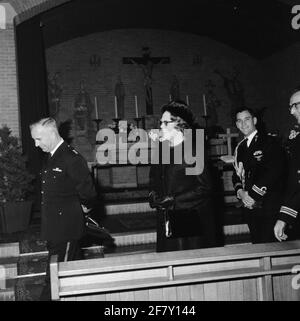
[{"left": 161, "top": 100, "right": 196, "bottom": 130}]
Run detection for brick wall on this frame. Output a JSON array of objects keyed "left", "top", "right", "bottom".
[
  {"left": 0, "top": 0, "right": 70, "bottom": 138},
  {"left": 46, "top": 29, "right": 268, "bottom": 128},
  {"left": 0, "top": 3, "right": 18, "bottom": 136},
  {"left": 45, "top": 29, "right": 270, "bottom": 160}
]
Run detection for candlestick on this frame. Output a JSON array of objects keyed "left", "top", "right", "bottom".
[
  {"left": 112, "top": 118, "right": 121, "bottom": 134},
  {"left": 186, "top": 95, "right": 189, "bottom": 106},
  {"left": 201, "top": 115, "right": 210, "bottom": 129},
  {"left": 114, "top": 96, "right": 118, "bottom": 118},
  {"left": 93, "top": 118, "right": 102, "bottom": 131},
  {"left": 94, "top": 96, "right": 99, "bottom": 119},
  {"left": 134, "top": 117, "right": 144, "bottom": 129},
  {"left": 135, "top": 95, "right": 139, "bottom": 118},
  {"left": 203, "top": 94, "right": 207, "bottom": 116}
]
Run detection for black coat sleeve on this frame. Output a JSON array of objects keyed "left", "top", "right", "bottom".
[{"left": 66, "top": 155, "right": 97, "bottom": 208}]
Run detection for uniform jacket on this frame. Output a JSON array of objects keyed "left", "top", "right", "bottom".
[
  {"left": 232, "top": 131, "right": 285, "bottom": 214},
  {"left": 40, "top": 142, "right": 97, "bottom": 242},
  {"left": 278, "top": 132, "right": 300, "bottom": 225}
]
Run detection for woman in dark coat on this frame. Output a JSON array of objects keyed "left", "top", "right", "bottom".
[{"left": 149, "top": 101, "right": 217, "bottom": 252}]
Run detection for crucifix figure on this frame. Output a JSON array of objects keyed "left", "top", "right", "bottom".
[{"left": 123, "top": 47, "right": 170, "bottom": 115}]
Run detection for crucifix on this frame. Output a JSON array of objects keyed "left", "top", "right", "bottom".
[
  {"left": 123, "top": 47, "right": 170, "bottom": 115},
  {"left": 218, "top": 128, "right": 239, "bottom": 156}
]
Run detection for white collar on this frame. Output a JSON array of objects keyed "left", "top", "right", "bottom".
[
  {"left": 50, "top": 139, "right": 64, "bottom": 156},
  {"left": 246, "top": 130, "right": 257, "bottom": 147}
]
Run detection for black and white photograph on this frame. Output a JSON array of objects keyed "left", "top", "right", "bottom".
[{"left": 1, "top": 0, "right": 300, "bottom": 308}]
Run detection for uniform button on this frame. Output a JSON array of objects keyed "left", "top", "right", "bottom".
[
  {"left": 44, "top": 170, "right": 47, "bottom": 173},
  {"left": 41, "top": 191, "right": 44, "bottom": 194},
  {"left": 54, "top": 176, "right": 56, "bottom": 179},
  {"left": 298, "top": 170, "right": 300, "bottom": 173},
  {"left": 42, "top": 181, "right": 45, "bottom": 184},
  {"left": 58, "top": 212, "right": 62, "bottom": 215}
]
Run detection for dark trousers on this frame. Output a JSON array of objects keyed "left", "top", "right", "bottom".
[
  {"left": 40, "top": 240, "right": 83, "bottom": 301},
  {"left": 244, "top": 207, "right": 277, "bottom": 244}
]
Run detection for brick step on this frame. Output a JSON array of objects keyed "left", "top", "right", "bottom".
[
  {"left": 0, "top": 242, "right": 19, "bottom": 258},
  {"left": 0, "top": 288, "right": 15, "bottom": 301}
]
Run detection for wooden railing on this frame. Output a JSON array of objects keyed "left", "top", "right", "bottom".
[{"left": 50, "top": 241, "right": 300, "bottom": 301}]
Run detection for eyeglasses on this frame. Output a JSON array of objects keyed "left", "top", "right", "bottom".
[
  {"left": 159, "top": 120, "right": 176, "bottom": 126},
  {"left": 289, "top": 102, "right": 300, "bottom": 111}
]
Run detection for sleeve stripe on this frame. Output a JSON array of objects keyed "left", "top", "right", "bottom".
[
  {"left": 280, "top": 206, "right": 298, "bottom": 218},
  {"left": 252, "top": 184, "right": 266, "bottom": 196},
  {"left": 234, "top": 183, "right": 242, "bottom": 189}
]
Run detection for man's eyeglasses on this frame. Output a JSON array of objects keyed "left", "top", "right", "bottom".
[
  {"left": 160, "top": 120, "right": 176, "bottom": 126},
  {"left": 289, "top": 102, "right": 300, "bottom": 111}
]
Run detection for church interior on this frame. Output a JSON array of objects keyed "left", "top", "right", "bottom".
[{"left": 1, "top": 0, "right": 300, "bottom": 301}]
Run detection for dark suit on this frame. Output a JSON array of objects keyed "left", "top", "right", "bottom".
[
  {"left": 149, "top": 140, "right": 217, "bottom": 252},
  {"left": 232, "top": 131, "right": 285, "bottom": 243},
  {"left": 278, "top": 133, "right": 300, "bottom": 239},
  {"left": 40, "top": 141, "right": 97, "bottom": 300}
]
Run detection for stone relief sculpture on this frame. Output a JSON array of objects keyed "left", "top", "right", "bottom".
[
  {"left": 114, "top": 77, "right": 125, "bottom": 119},
  {"left": 47, "top": 72, "right": 63, "bottom": 118},
  {"left": 73, "top": 80, "right": 93, "bottom": 141},
  {"left": 214, "top": 68, "right": 245, "bottom": 123}
]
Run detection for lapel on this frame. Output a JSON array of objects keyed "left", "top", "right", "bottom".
[{"left": 47, "top": 141, "right": 67, "bottom": 167}]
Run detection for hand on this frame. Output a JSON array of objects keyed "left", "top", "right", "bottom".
[
  {"left": 242, "top": 193, "right": 256, "bottom": 209},
  {"left": 237, "top": 190, "right": 256, "bottom": 209},
  {"left": 155, "top": 196, "right": 175, "bottom": 210},
  {"left": 274, "top": 220, "right": 288, "bottom": 242},
  {"left": 149, "top": 192, "right": 174, "bottom": 210},
  {"left": 81, "top": 205, "right": 92, "bottom": 213},
  {"left": 149, "top": 191, "right": 160, "bottom": 209}
]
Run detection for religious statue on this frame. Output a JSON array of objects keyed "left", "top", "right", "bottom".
[
  {"left": 73, "top": 80, "right": 93, "bottom": 140},
  {"left": 170, "top": 75, "right": 180, "bottom": 101},
  {"left": 47, "top": 72, "right": 63, "bottom": 118},
  {"left": 214, "top": 68, "right": 245, "bottom": 123},
  {"left": 130, "top": 47, "right": 153, "bottom": 115},
  {"left": 114, "top": 77, "right": 125, "bottom": 119}
]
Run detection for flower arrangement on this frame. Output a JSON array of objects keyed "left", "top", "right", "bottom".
[{"left": 0, "top": 125, "right": 35, "bottom": 202}]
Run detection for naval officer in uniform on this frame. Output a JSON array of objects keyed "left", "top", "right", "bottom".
[
  {"left": 232, "top": 107, "right": 285, "bottom": 244},
  {"left": 274, "top": 89, "right": 300, "bottom": 242},
  {"left": 30, "top": 117, "right": 97, "bottom": 299}
]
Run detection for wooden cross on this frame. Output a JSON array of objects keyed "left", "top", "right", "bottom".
[
  {"left": 218, "top": 128, "right": 239, "bottom": 156},
  {"left": 123, "top": 47, "right": 170, "bottom": 115}
]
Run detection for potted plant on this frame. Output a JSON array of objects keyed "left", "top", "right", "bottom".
[{"left": 0, "top": 125, "right": 35, "bottom": 233}]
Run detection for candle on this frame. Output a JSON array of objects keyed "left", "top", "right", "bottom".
[
  {"left": 135, "top": 95, "right": 139, "bottom": 118},
  {"left": 203, "top": 94, "right": 207, "bottom": 116},
  {"left": 114, "top": 96, "right": 118, "bottom": 118},
  {"left": 94, "top": 96, "right": 98, "bottom": 119},
  {"left": 186, "top": 95, "right": 189, "bottom": 106},
  {"left": 169, "top": 94, "right": 172, "bottom": 102}
]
